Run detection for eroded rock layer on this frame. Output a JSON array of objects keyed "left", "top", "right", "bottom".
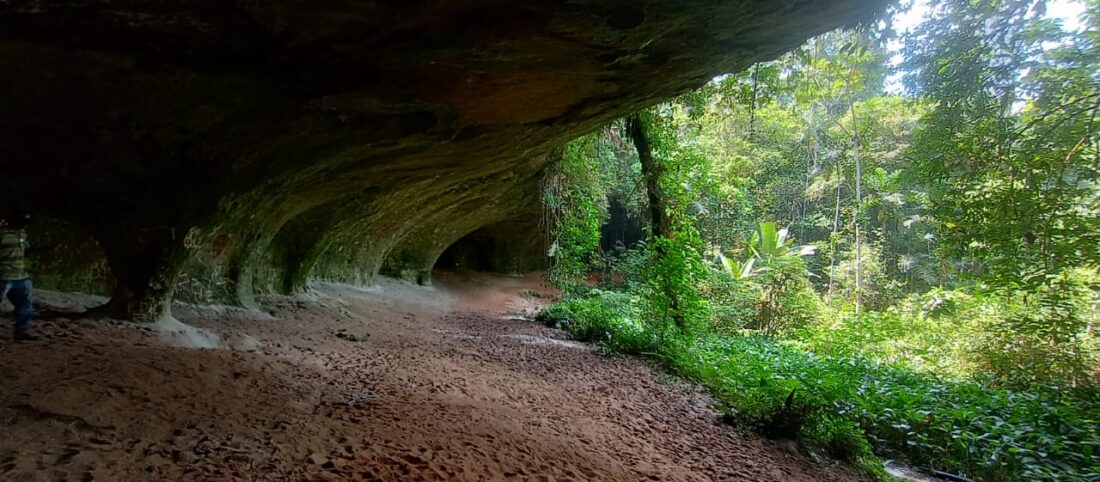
[{"left": 0, "top": 0, "right": 884, "bottom": 319}]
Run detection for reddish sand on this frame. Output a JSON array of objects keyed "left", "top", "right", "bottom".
[{"left": 0, "top": 271, "right": 865, "bottom": 482}]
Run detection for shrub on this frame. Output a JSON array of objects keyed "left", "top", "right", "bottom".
[
  {"left": 828, "top": 241, "right": 903, "bottom": 311},
  {"left": 708, "top": 256, "right": 824, "bottom": 337},
  {"left": 969, "top": 269, "right": 1100, "bottom": 388},
  {"left": 793, "top": 301, "right": 977, "bottom": 377},
  {"left": 537, "top": 290, "right": 658, "bottom": 355},
  {"left": 597, "top": 245, "right": 650, "bottom": 292},
  {"left": 765, "top": 257, "right": 826, "bottom": 334},
  {"left": 701, "top": 269, "right": 761, "bottom": 335},
  {"left": 804, "top": 414, "right": 875, "bottom": 463},
  {"left": 638, "top": 235, "right": 711, "bottom": 332}
]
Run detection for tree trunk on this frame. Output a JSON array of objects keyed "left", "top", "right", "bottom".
[
  {"left": 827, "top": 162, "right": 843, "bottom": 301},
  {"left": 846, "top": 80, "right": 863, "bottom": 317},
  {"left": 627, "top": 114, "right": 672, "bottom": 238},
  {"left": 749, "top": 64, "right": 760, "bottom": 141},
  {"left": 626, "top": 113, "right": 684, "bottom": 329}
]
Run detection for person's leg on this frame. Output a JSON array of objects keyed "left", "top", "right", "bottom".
[
  {"left": 1, "top": 281, "right": 9, "bottom": 335},
  {"left": 5, "top": 279, "right": 33, "bottom": 337}
]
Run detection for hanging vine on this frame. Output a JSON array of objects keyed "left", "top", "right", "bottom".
[{"left": 542, "top": 135, "right": 607, "bottom": 292}]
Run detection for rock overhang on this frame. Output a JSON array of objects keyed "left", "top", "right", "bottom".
[{"left": 0, "top": 0, "right": 887, "bottom": 318}]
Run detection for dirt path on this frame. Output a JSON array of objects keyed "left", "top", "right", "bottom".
[{"left": 0, "top": 271, "right": 864, "bottom": 482}]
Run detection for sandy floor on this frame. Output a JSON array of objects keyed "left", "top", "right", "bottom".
[{"left": 0, "top": 271, "right": 865, "bottom": 482}]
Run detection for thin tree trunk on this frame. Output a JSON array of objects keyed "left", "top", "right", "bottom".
[
  {"left": 827, "top": 162, "right": 842, "bottom": 301},
  {"left": 846, "top": 75, "right": 863, "bottom": 317},
  {"left": 749, "top": 64, "right": 760, "bottom": 141},
  {"left": 801, "top": 122, "right": 818, "bottom": 243}
]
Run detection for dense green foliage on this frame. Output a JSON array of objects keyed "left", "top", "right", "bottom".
[
  {"left": 541, "top": 1, "right": 1100, "bottom": 480},
  {"left": 905, "top": 0, "right": 1100, "bottom": 289},
  {"left": 544, "top": 137, "right": 607, "bottom": 292},
  {"left": 628, "top": 111, "right": 712, "bottom": 332}
]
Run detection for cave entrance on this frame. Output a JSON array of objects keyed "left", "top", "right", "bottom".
[
  {"left": 432, "top": 220, "right": 548, "bottom": 275},
  {"left": 435, "top": 231, "right": 499, "bottom": 272},
  {"left": 600, "top": 195, "right": 645, "bottom": 254}
]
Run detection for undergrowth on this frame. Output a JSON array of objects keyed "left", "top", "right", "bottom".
[{"left": 537, "top": 293, "right": 1100, "bottom": 482}]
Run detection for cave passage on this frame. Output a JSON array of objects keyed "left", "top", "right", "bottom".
[
  {"left": 435, "top": 234, "right": 496, "bottom": 272},
  {"left": 600, "top": 196, "right": 647, "bottom": 254},
  {"left": 433, "top": 219, "right": 549, "bottom": 276}
]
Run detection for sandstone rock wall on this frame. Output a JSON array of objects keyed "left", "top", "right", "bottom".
[{"left": 0, "top": 0, "right": 885, "bottom": 319}]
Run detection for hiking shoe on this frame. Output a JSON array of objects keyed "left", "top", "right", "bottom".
[{"left": 13, "top": 332, "right": 39, "bottom": 342}]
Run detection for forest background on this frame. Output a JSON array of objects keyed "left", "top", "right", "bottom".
[{"left": 536, "top": 1, "right": 1100, "bottom": 480}]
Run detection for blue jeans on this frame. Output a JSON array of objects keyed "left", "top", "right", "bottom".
[{"left": 1, "top": 279, "right": 33, "bottom": 336}]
